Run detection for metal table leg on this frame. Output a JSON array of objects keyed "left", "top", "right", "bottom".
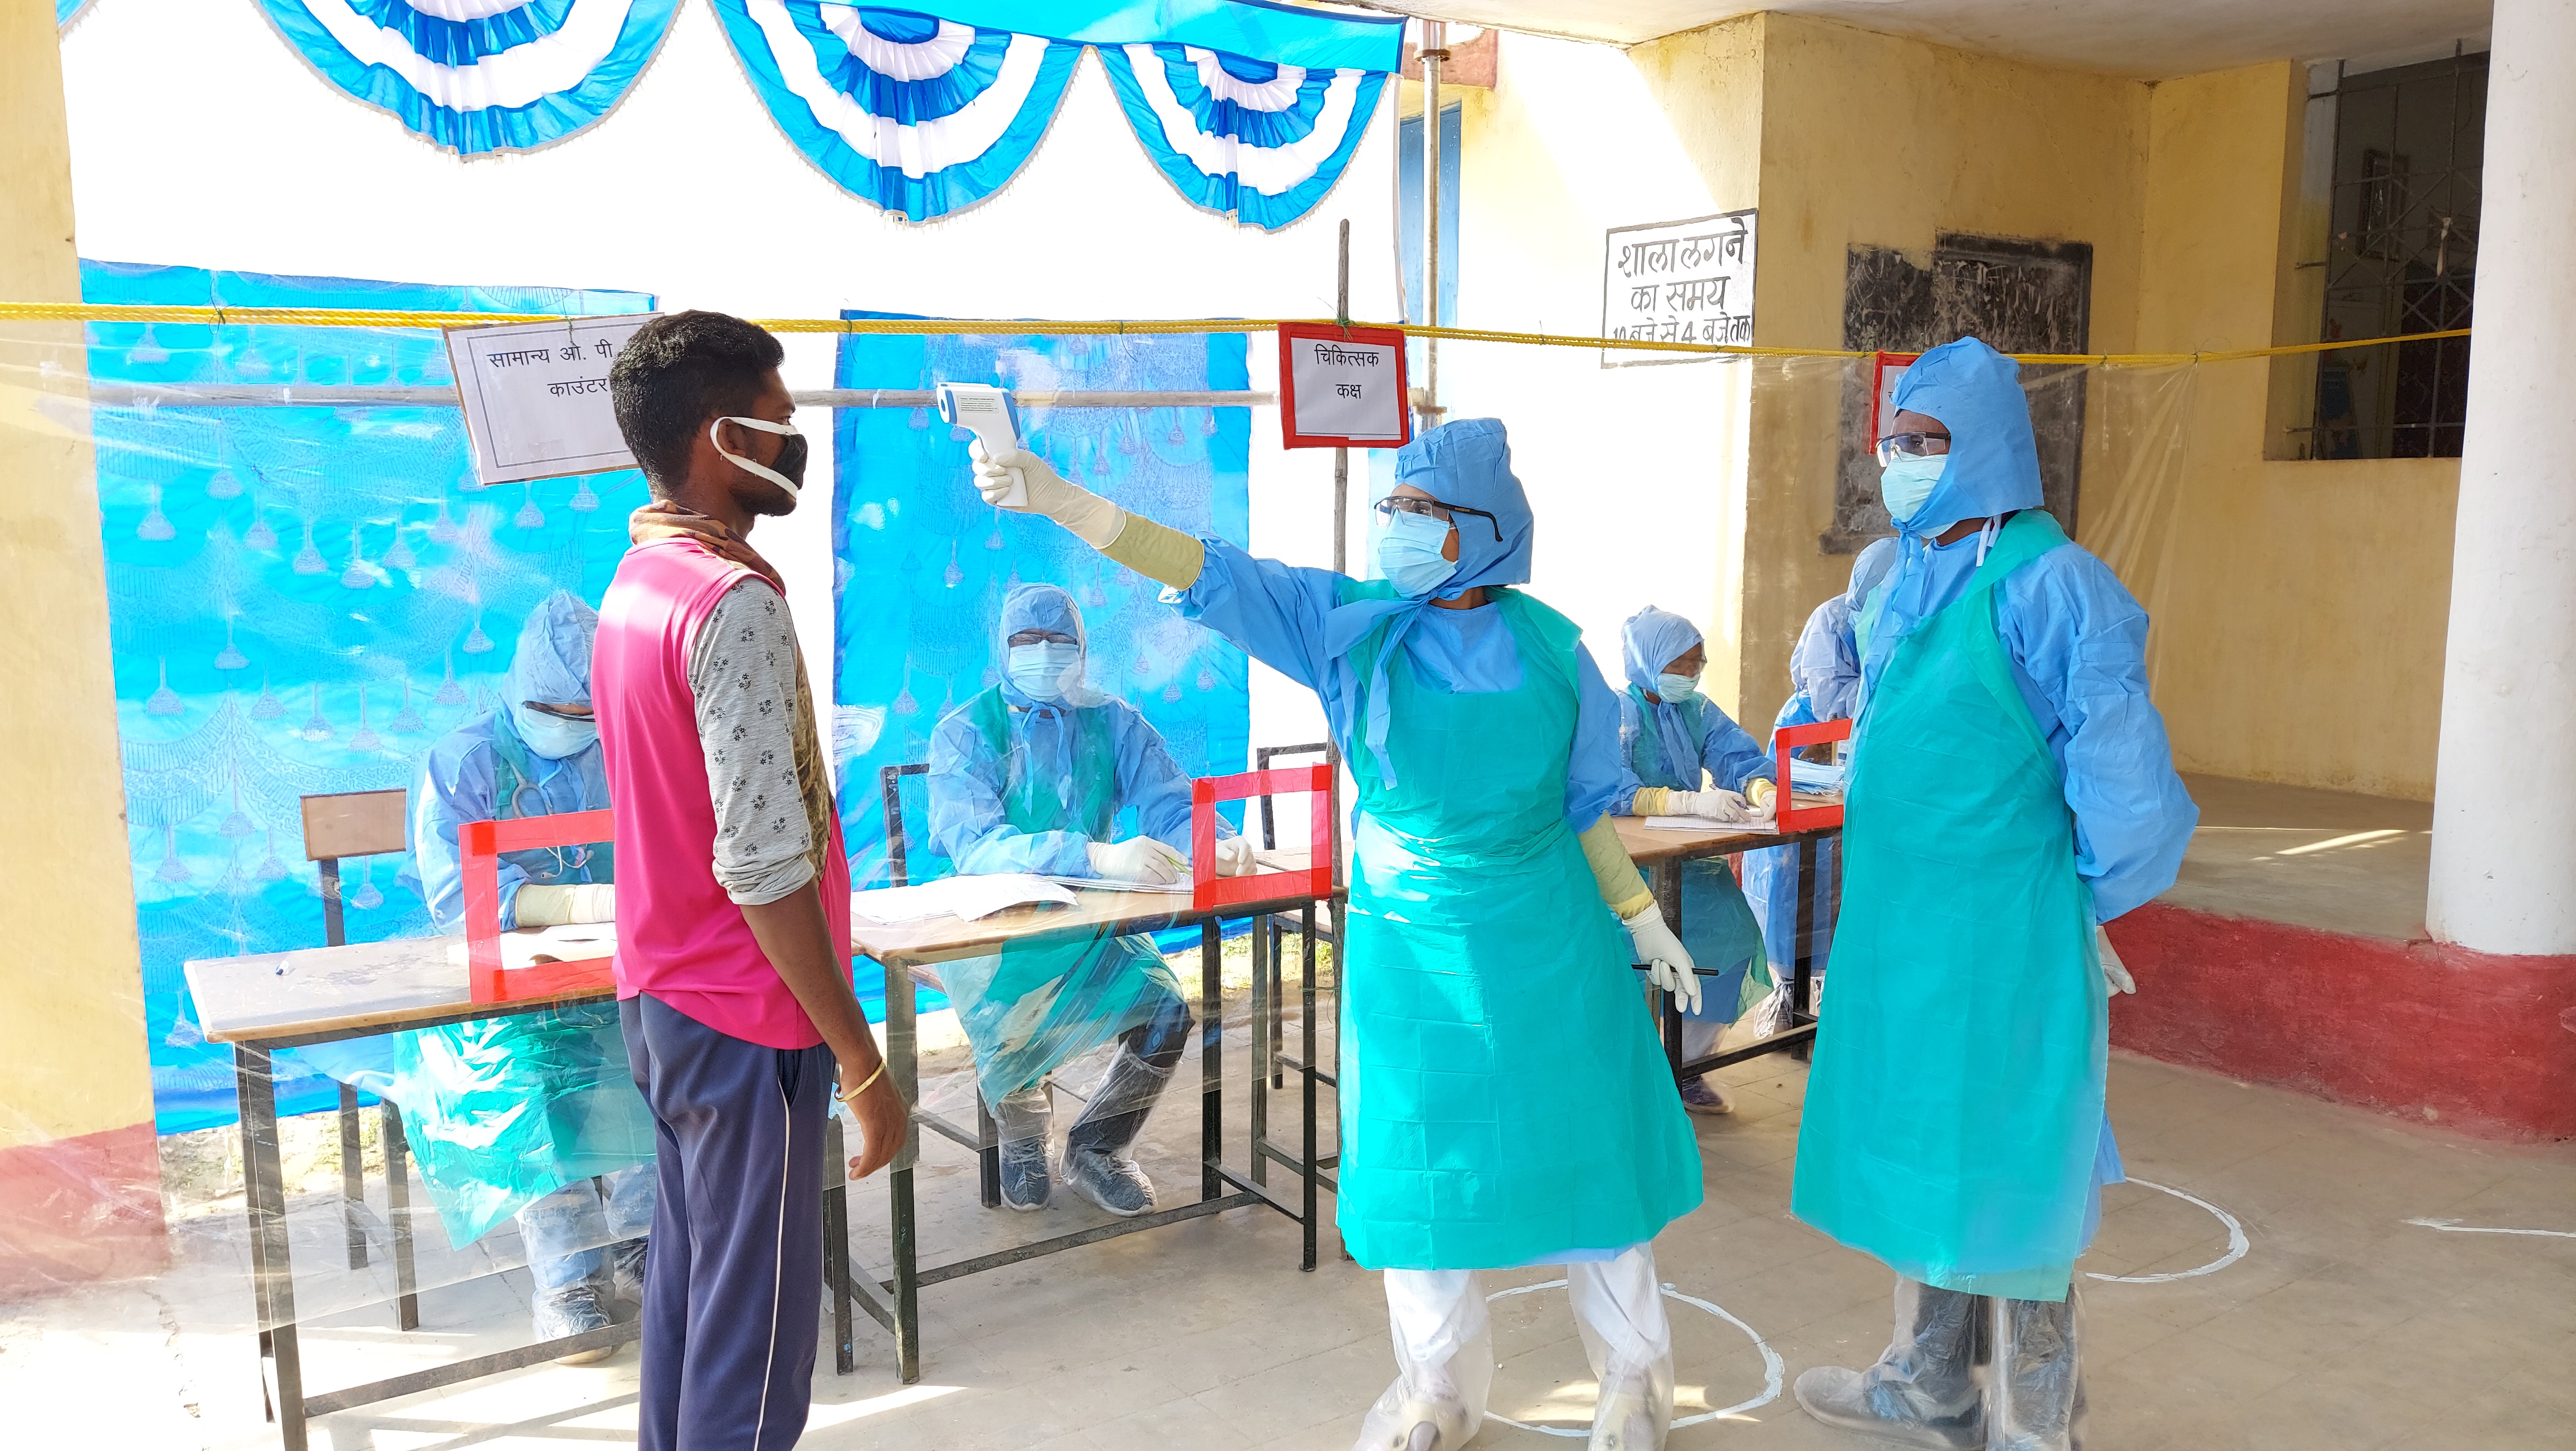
[
  {"left": 1792, "top": 836, "right": 1819, "bottom": 1060},
  {"left": 1201, "top": 921, "right": 1222, "bottom": 1204},
  {"left": 336, "top": 1084, "right": 368, "bottom": 1271},
  {"left": 1249, "top": 913, "right": 1271, "bottom": 1188},
  {"left": 885, "top": 958, "right": 921, "bottom": 1386},
  {"left": 1652, "top": 860, "right": 1685, "bottom": 1077},
  {"left": 824, "top": 1112, "right": 855, "bottom": 1376},
  {"left": 380, "top": 1099, "right": 419, "bottom": 1332},
  {"left": 973, "top": 1091, "right": 1000, "bottom": 1211},
  {"left": 238, "top": 1046, "right": 308, "bottom": 1451},
  {"left": 1300, "top": 904, "right": 1319, "bottom": 1273}
]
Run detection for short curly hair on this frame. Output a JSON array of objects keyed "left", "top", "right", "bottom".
[{"left": 609, "top": 311, "right": 785, "bottom": 494}]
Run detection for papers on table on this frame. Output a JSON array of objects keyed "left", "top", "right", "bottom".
[
  {"left": 850, "top": 874, "right": 1076, "bottom": 926},
  {"left": 1643, "top": 815, "right": 1783, "bottom": 834},
  {"left": 1789, "top": 757, "right": 1848, "bottom": 791},
  {"left": 442, "top": 923, "right": 617, "bottom": 967},
  {"left": 1043, "top": 875, "right": 1188, "bottom": 894}
]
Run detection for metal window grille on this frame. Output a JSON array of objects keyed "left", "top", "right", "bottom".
[{"left": 2310, "top": 51, "right": 2485, "bottom": 459}]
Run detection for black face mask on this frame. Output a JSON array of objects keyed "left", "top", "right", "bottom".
[{"left": 767, "top": 431, "right": 808, "bottom": 488}]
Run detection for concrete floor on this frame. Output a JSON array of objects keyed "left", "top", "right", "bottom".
[
  {"left": 2165, "top": 773, "right": 2433, "bottom": 941},
  {"left": 9, "top": 1037, "right": 2574, "bottom": 1451}
]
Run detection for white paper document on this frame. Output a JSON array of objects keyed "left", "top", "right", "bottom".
[
  {"left": 1045, "top": 875, "right": 1188, "bottom": 894},
  {"left": 850, "top": 874, "right": 1076, "bottom": 925},
  {"left": 1643, "top": 815, "right": 1783, "bottom": 834}
]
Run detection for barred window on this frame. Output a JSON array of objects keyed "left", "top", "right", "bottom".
[{"left": 2309, "top": 51, "right": 2484, "bottom": 460}]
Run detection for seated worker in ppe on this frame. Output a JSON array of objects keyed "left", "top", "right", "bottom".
[
  {"left": 970, "top": 418, "right": 1703, "bottom": 1451},
  {"left": 1738, "top": 540, "right": 1896, "bottom": 1016},
  {"left": 1792, "top": 338, "right": 2196, "bottom": 1451},
  {"left": 924, "top": 582, "right": 1255, "bottom": 1218},
  {"left": 1612, "top": 605, "right": 1779, "bottom": 1116},
  {"left": 387, "top": 592, "right": 653, "bottom": 1359}
]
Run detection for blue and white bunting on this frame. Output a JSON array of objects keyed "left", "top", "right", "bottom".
[
  {"left": 59, "top": 0, "right": 95, "bottom": 27},
  {"left": 711, "top": 2, "right": 1082, "bottom": 223},
  {"left": 1097, "top": 43, "right": 1388, "bottom": 232},
  {"left": 252, "top": 0, "right": 680, "bottom": 155}
]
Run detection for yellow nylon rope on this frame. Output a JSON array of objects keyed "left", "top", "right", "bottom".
[{"left": 0, "top": 300, "right": 2469, "bottom": 368}]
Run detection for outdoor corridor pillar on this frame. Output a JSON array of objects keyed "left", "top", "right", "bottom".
[{"left": 2427, "top": 0, "right": 2576, "bottom": 955}]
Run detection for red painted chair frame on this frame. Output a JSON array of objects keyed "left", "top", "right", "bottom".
[
  {"left": 1191, "top": 764, "right": 1337, "bottom": 913},
  {"left": 1773, "top": 719, "right": 1853, "bottom": 833},
  {"left": 460, "top": 808, "right": 616, "bottom": 1004}
]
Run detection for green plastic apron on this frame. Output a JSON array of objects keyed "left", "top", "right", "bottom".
[
  {"left": 1791, "top": 510, "right": 2106, "bottom": 1302},
  {"left": 938, "top": 688, "right": 1184, "bottom": 1104},
  {"left": 1339, "top": 590, "right": 1702, "bottom": 1270},
  {"left": 393, "top": 709, "right": 651, "bottom": 1247}
]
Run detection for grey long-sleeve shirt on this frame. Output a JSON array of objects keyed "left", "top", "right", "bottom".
[{"left": 686, "top": 577, "right": 817, "bottom": 906}]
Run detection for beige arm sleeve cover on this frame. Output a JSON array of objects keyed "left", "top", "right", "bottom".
[
  {"left": 1101, "top": 511, "right": 1206, "bottom": 591},
  {"left": 1578, "top": 816, "right": 1655, "bottom": 919},
  {"left": 1631, "top": 786, "right": 1675, "bottom": 817}
]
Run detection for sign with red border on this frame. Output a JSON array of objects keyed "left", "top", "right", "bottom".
[{"left": 1277, "top": 322, "right": 1412, "bottom": 450}]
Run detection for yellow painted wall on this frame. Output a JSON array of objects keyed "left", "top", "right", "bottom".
[
  {"left": 2132, "top": 64, "right": 2457, "bottom": 798},
  {"left": 0, "top": 5, "right": 159, "bottom": 1150},
  {"left": 1730, "top": 13, "right": 2150, "bottom": 728}
]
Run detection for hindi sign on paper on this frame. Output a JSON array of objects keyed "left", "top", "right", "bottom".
[
  {"left": 1277, "top": 322, "right": 1412, "bottom": 449},
  {"left": 446, "top": 314, "right": 660, "bottom": 484},
  {"left": 1600, "top": 209, "right": 1756, "bottom": 367}
]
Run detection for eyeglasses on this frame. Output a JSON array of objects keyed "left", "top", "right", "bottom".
[
  {"left": 1006, "top": 630, "right": 1077, "bottom": 646},
  {"left": 1873, "top": 431, "right": 1953, "bottom": 465},
  {"left": 1374, "top": 494, "right": 1504, "bottom": 543}
]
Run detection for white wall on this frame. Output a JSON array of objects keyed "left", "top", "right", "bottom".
[{"left": 59, "top": 0, "right": 1399, "bottom": 772}]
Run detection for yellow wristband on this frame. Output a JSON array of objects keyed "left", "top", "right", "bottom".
[{"left": 838, "top": 1062, "right": 886, "bottom": 1103}]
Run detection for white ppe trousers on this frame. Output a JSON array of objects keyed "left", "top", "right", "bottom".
[{"left": 1355, "top": 1244, "right": 1675, "bottom": 1449}]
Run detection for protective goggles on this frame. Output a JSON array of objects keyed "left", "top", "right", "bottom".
[
  {"left": 1373, "top": 494, "right": 1503, "bottom": 542},
  {"left": 1872, "top": 430, "right": 1953, "bottom": 465}
]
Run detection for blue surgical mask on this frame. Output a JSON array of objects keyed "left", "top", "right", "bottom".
[
  {"left": 1373, "top": 509, "right": 1460, "bottom": 598},
  {"left": 513, "top": 703, "right": 597, "bottom": 760},
  {"left": 1655, "top": 673, "right": 1701, "bottom": 704},
  {"left": 1007, "top": 642, "right": 1082, "bottom": 702},
  {"left": 1879, "top": 455, "right": 1948, "bottom": 532}
]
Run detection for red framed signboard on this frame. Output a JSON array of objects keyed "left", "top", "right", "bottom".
[
  {"left": 1277, "top": 322, "right": 1412, "bottom": 451},
  {"left": 1773, "top": 719, "right": 1853, "bottom": 834},
  {"left": 1189, "top": 764, "right": 1338, "bottom": 912},
  {"left": 460, "top": 808, "right": 617, "bottom": 1004}
]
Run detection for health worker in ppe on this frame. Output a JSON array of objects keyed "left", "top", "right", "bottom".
[
  {"left": 969, "top": 418, "right": 1704, "bottom": 1451},
  {"left": 1737, "top": 541, "right": 1895, "bottom": 1012},
  {"left": 924, "top": 582, "right": 1255, "bottom": 1218},
  {"left": 382, "top": 592, "right": 653, "bottom": 1359},
  {"left": 1790, "top": 338, "right": 2196, "bottom": 1451},
  {"left": 1612, "top": 605, "right": 1779, "bottom": 1114}
]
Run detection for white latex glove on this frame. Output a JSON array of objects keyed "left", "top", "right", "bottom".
[
  {"left": 2097, "top": 925, "right": 2137, "bottom": 996},
  {"left": 1623, "top": 903, "right": 1701, "bottom": 1014},
  {"left": 971, "top": 443, "right": 1124, "bottom": 547},
  {"left": 511, "top": 882, "right": 614, "bottom": 927},
  {"left": 1744, "top": 778, "right": 1779, "bottom": 822},
  {"left": 1087, "top": 836, "right": 1189, "bottom": 886},
  {"left": 1215, "top": 835, "right": 1257, "bottom": 877},
  {"left": 1671, "top": 788, "right": 1753, "bottom": 824}
]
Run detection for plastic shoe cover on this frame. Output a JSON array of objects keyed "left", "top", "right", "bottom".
[
  {"left": 1679, "top": 1075, "right": 1734, "bottom": 1114},
  {"left": 1353, "top": 1391, "right": 1474, "bottom": 1451},
  {"left": 1793, "top": 1278, "right": 1983, "bottom": 1450},
  {"left": 1063, "top": 1145, "right": 1156, "bottom": 1216},
  {"left": 1988, "top": 1291, "right": 2086, "bottom": 1451},
  {"left": 533, "top": 1283, "right": 616, "bottom": 1365},
  {"left": 1569, "top": 1248, "right": 1674, "bottom": 1450},
  {"left": 997, "top": 1084, "right": 1052, "bottom": 1211},
  {"left": 1063, "top": 1045, "right": 1177, "bottom": 1158},
  {"left": 611, "top": 1238, "right": 648, "bottom": 1306},
  {"left": 1358, "top": 1268, "right": 1494, "bottom": 1451}
]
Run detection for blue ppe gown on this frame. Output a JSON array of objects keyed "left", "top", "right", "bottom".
[
  {"left": 1793, "top": 340, "right": 2194, "bottom": 1298},
  {"left": 924, "top": 584, "right": 1194, "bottom": 1104},
  {"left": 1611, "top": 608, "right": 1776, "bottom": 1026},
  {"left": 1167, "top": 419, "right": 1700, "bottom": 1270}
]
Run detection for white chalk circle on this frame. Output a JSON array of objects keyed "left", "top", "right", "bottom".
[
  {"left": 1482, "top": 1279, "right": 1785, "bottom": 1438},
  {"left": 2405, "top": 1216, "right": 2576, "bottom": 1240},
  {"left": 2084, "top": 1176, "right": 2250, "bottom": 1284}
]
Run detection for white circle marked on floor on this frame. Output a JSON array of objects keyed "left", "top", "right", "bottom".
[
  {"left": 2084, "top": 1176, "right": 2251, "bottom": 1284},
  {"left": 1481, "top": 1279, "right": 1785, "bottom": 1438}
]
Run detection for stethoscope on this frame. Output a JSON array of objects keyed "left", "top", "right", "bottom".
[{"left": 507, "top": 778, "right": 594, "bottom": 880}]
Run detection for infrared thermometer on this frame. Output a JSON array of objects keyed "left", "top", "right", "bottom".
[{"left": 935, "top": 383, "right": 1026, "bottom": 508}]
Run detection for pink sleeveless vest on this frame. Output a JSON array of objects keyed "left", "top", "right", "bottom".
[{"left": 594, "top": 537, "right": 850, "bottom": 1049}]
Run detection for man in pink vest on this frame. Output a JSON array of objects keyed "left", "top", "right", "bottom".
[{"left": 598, "top": 311, "right": 905, "bottom": 1451}]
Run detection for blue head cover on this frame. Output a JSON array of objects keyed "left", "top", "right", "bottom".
[
  {"left": 506, "top": 590, "right": 597, "bottom": 705},
  {"left": 1619, "top": 606, "right": 1702, "bottom": 693},
  {"left": 1325, "top": 419, "right": 1538, "bottom": 785},
  {"left": 997, "top": 582, "right": 1105, "bottom": 708},
  {"left": 1390, "top": 417, "right": 1535, "bottom": 598},
  {"left": 1890, "top": 337, "right": 2043, "bottom": 534}
]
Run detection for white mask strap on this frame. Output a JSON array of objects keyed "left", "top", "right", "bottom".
[{"left": 710, "top": 416, "right": 802, "bottom": 499}]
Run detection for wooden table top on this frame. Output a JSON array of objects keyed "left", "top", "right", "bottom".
[
  {"left": 850, "top": 850, "right": 1340, "bottom": 970},
  {"left": 1611, "top": 792, "right": 1843, "bottom": 866}
]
